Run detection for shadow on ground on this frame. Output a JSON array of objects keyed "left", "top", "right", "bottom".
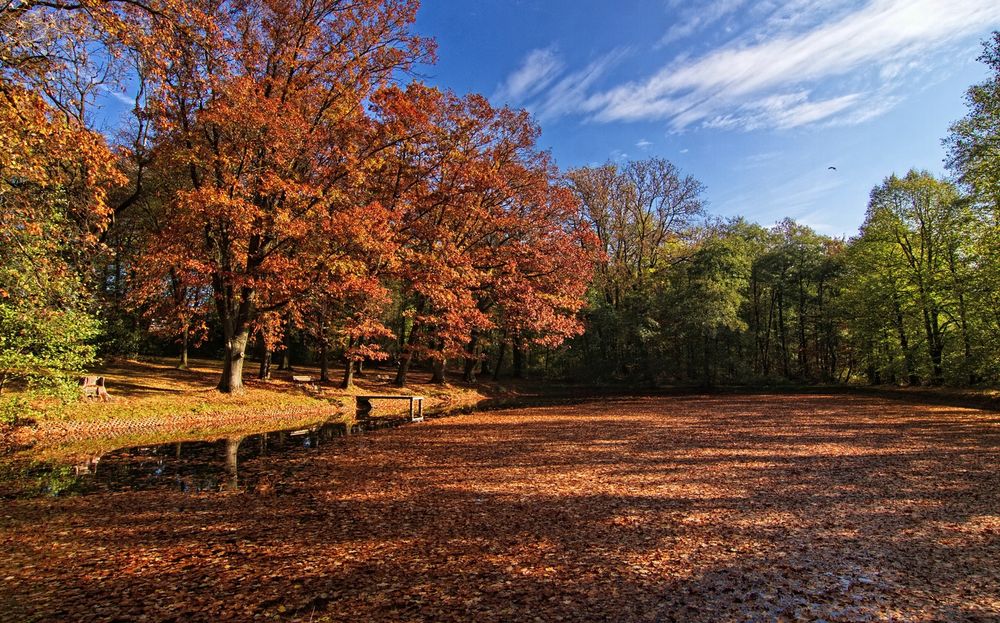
[{"left": 1, "top": 394, "right": 998, "bottom": 622}]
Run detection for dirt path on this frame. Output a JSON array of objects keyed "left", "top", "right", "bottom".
[{"left": 2, "top": 394, "right": 999, "bottom": 622}]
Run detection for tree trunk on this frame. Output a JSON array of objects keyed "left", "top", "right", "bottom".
[
  {"left": 319, "top": 347, "right": 330, "bottom": 383},
  {"left": 258, "top": 349, "right": 271, "bottom": 380},
  {"left": 319, "top": 333, "right": 330, "bottom": 384},
  {"left": 921, "top": 303, "right": 944, "bottom": 385},
  {"left": 341, "top": 360, "right": 355, "bottom": 389},
  {"left": 278, "top": 320, "right": 293, "bottom": 371},
  {"left": 462, "top": 331, "right": 480, "bottom": 383},
  {"left": 493, "top": 338, "right": 508, "bottom": 381},
  {"left": 431, "top": 355, "right": 446, "bottom": 384},
  {"left": 702, "top": 329, "right": 712, "bottom": 388},
  {"left": 948, "top": 253, "right": 976, "bottom": 384},
  {"left": 892, "top": 294, "right": 918, "bottom": 385},
  {"left": 394, "top": 299, "right": 424, "bottom": 387},
  {"left": 223, "top": 436, "right": 243, "bottom": 491},
  {"left": 797, "top": 275, "right": 809, "bottom": 380},
  {"left": 512, "top": 336, "right": 526, "bottom": 379},
  {"left": 394, "top": 353, "right": 412, "bottom": 387},
  {"left": 777, "top": 287, "right": 789, "bottom": 378},
  {"left": 394, "top": 326, "right": 419, "bottom": 387},
  {"left": 178, "top": 322, "right": 190, "bottom": 370},
  {"left": 218, "top": 329, "right": 250, "bottom": 393}
]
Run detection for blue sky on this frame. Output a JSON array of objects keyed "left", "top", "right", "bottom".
[{"left": 414, "top": 0, "right": 1000, "bottom": 237}]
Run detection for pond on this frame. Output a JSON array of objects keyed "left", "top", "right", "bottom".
[{"left": 73, "top": 416, "right": 413, "bottom": 494}]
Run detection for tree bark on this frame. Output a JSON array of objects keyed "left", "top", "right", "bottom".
[
  {"left": 278, "top": 320, "right": 294, "bottom": 371},
  {"left": 512, "top": 336, "right": 526, "bottom": 379},
  {"left": 777, "top": 286, "right": 789, "bottom": 378},
  {"left": 493, "top": 337, "right": 507, "bottom": 381},
  {"left": 341, "top": 360, "right": 355, "bottom": 389},
  {"left": 797, "top": 274, "right": 809, "bottom": 380},
  {"left": 178, "top": 322, "right": 190, "bottom": 370},
  {"left": 394, "top": 299, "right": 424, "bottom": 387},
  {"left": 431, "top": 355, "right": 446, "bottom": 384},
  {"left": 223, "top": 436, "right": 243, "bottom": 491},
  {"left": 319, "top": 328, "right": 330, "bottom": 383},
  {"left": 319, "top": 345, "right": 330, "bottom": 383},
  {"left": 219, "top": 329, "right": 250, "bottom": 393},
  {"left": 462, "top": 331, "right": 480, "bottom": 383},
  {"left": 891, "top": 293, "right": 918, "bottom": 385},
  {"left": 257, "top": 349, "right": 271, "bottom": 380}
]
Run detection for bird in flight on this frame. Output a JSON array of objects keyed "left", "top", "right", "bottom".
[{"left": 828, "top": 166, "right": 837, "bottom": 171}]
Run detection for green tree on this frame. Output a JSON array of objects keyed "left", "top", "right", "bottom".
[
  {"left": 861, "top": 171, "right": 965, "bottom": 385},
  {"left": 947, "top": 31, "right": 1000, "bottom": 214}
]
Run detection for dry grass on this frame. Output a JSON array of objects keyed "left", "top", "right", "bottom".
[{"left": 2, "top": 394, "right": 998, "bottom": 622}]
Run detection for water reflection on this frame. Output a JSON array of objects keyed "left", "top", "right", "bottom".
[{"left": 83, "top": 417, "right": 409, "bottom": 494}]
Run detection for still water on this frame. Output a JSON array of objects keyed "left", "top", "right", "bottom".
[{"left": 75, "top": 416, "right": 410, "bottom": 493}]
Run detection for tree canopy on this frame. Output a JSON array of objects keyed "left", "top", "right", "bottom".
[{"left": 1, "top": 7, "right": 998, "bottom": 396}]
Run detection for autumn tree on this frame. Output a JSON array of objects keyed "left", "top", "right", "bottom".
[
  {"left": 0, "top": 1, "right": 142, "bottom": 408},
  {"left": 137, "top": 0, "right": 432, "bottom": 393},
  {"left": 364, "top": 85, "right": 594, "bottom": 386}
]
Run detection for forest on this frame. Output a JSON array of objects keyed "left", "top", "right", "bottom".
[{"left": 2, "top": 0, "right": 1000, "bottom": 423}]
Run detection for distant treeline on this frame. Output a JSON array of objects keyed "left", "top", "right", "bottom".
[{"left": 560, "top": 33, "right": 1000, "bottom": 387}]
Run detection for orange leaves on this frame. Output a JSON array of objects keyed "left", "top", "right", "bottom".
[
  {"left": 6, "top": 394, "right": 1000, "bottom": 621},
  {"left": 367, "top": 85, "right": 594, "bottom": 365},
  {"left": 128, "top": 0, "right": 432, "bottom": 389}
]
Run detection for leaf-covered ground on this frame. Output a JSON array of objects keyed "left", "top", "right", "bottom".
[{"left": 2, "top": 394, "right": 999, "bottom": 622}]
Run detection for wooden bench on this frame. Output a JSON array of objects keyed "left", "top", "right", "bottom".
[
  {"left": 356, "top": 395, "right": 424, "bottom": 422},
  {"left": 79, "top": 376, "right": 111, "bottom": 402}
]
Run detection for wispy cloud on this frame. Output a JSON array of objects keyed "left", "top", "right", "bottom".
[
  {"left": 657, "top": 0, "right": 748, "bottom": 47},
  {"left": 492, "top": 47, "right": 563, "bottom": 105},
  {"left": 108, "top": 91, "right": 136, "bottom": 107},
  {"left": 636, "top": 138, "right": 653, "bottom": 149},
  {"left": 717, "top": 170, "right": 847, "bottom": 224},
  {"left": 702, "top": 91, "right": 862, "bottom": 131},
  {"left": 735, "top": 150, "right": 784, "bottom": 170},
  {"left": 527, "top": 48, "right": 629, "bottom": 122},
  {"left": 497, "top": 0, "right": 1000, "bottom": 132}
]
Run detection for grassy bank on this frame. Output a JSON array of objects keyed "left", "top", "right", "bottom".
[{"left": 2, "top": 357, "right": 494, "bottom": 464}]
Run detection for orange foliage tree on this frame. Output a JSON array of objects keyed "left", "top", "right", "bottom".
[
  {"left": 137, "top": 0, "right": 432, "bottom": 392},
  {"left": 366, "top": 85, "right": 596, "bottom": 386}
]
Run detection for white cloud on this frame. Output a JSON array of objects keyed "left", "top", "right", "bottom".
[
  {"left": 719, "top": 171, "right": 846, "bottom": 223},
  {"left": 109, "top": 91, "right": 136, "bottom": 107},
  {"left": 493, "top": 47, "right": 564, "bottom": 105},
  {"left": 657, "top": 0, "right": 748, "bottom": 47},
  {"left": 636, "top": 138, "right": 653, "bottom": 149},
  {"left": 530, "top": 48, "right": 629, "bottom": 121},
  {"left": 702, "top": 91, "right": 863, "bottom": 131},
  {"left": 736, "top": 150, "right": 784, "bottom": 169},
  {"left": 505, "top": 0, "right": 1000, "bottom": 132}
]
